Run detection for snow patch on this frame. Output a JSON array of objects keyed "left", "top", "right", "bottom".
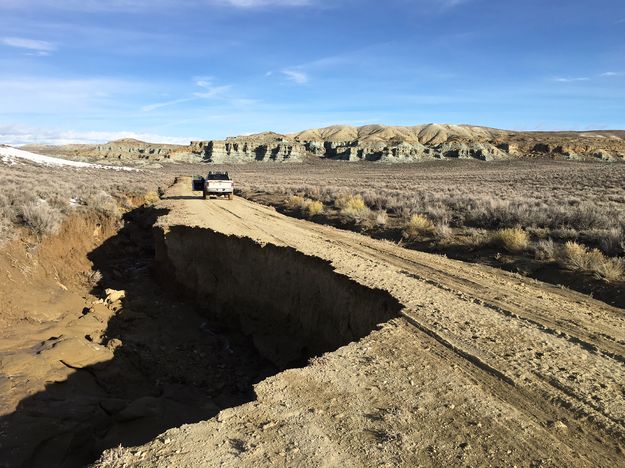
[{"left": 0, "top": 146, "right": 138, "bottom": 171}]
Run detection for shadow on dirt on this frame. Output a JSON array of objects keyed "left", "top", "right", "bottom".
[
  {"left": 0, "top": 206, "right": 277, "bottom": 467},
  {"left": 160, "top": 195, "right": 203, "bottom": 200}
]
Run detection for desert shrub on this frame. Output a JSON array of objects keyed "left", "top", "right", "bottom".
[
  {"left": 143, "top": 191, "right": 161, "bottom": 205},
  {"left": 597, "top": 227, "right": 624, "bottom": 256},
  {"left": 335, "top": 194, "right": 370, "bottom": 221},
  {"left": 534, "top": 239, "right": 556, "bottom": 261},
  {"left": 84, "top": 269, "right": 103, "bottom": 287},
  {"left": 0, "top": 217, "right": 13, "bottom": 241},
  {"left": 335, "top": 194, "right": 366, "bottom": 212},
  {"left": 285, "top": 195, "right": 306, "bottom": 210},
  {"left": 403, "top": 214, "right": 435, "bottom": 240},
  {"left": 593, "top": 257, "right": 625, "bottom": 282},
  {"left": 360, "top": 210, "right": 389, "bottom": 230},
  {"left": 559, "top": 241, "right": 593, "bottom": 270},
  {"left": 285, "top": 196, "right": 323, "bottom": 217},
  {"left": 566, "top": 203, "right": 612, "bottom": 231},
  {"left": 0, "top": 160, "right": 173, "bottom": 243},
  {"left": 20, "top": 201, "right": 62, "bottom": 236},
  {"left": 459, "top": 228, "right": 490, "bottom": 248},
  {"left": 303, "top": 199, "right": 324, "bottom": 217},
  {"left": 424, "top": 205, "right": 451, "bottom": 225},
  {"left": 550, "top": 227, "right": 579, "bottom": 240},
  {"left": 85, "top": 191, "right": 120, "bottom": 218},
  {"left": 491, "top": 227, "right": 529, "bottom": 253},
  {"left": 374, "top": 210, "right": 388, "bottom": 226},
  {"left": 434, "top": 223, "right": 453, "bottom": 241},
  {"left": 557, "top": 241, "right": 624, "bottom": 281}
]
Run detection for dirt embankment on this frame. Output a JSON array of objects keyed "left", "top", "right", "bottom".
[
  {"left": 154, "top": 226, "right": 401, "bottom": 367},
  {"left": 94, "top": 177, "right": 625, "bottom": 467},
  {"left": 0, "top": 201, "right": 276, "bottom": 467}
]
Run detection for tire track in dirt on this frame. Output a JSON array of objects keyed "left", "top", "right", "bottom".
[
  {"left": 323, "top": 232, "right": 625, "bottom": 362},
  {"left": 295, "top": 221, "right": 625, "bottom": 436}
]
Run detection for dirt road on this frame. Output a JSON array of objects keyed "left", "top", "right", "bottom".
[{"left": 97, "top": 177, "right": 625, "bottom": 467}]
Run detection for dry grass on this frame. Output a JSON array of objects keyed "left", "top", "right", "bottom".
[
  {"left": 0, "top": 159, "right": 172, "bottom": 242},
  {"left": 285, "top": 195, "right": 324, "bottom": 218},
  {"left": 335, "top": 194, "right": 366, "bottom": 212},
  {"left": 144, "top": 191, "right": 161, "bottom": 205},
  {"left": 558, "top": 241, "right": 624, "bottom": 282},
  {"left": 303, "top": 199, "right": 324, "bottom": 217},
  {"left": 534, "top": 239, "right": 557, "bottom": 261},
  {"left": 228, "top": 159, "right": 625, "bottom": 283},
  {"left": 286, "top": 195, "right": 306, "bottom": 210},
  {"left": 492, "top": 228, "right": 529, "bottom": 253},
  {"left": 594, "top": 257, "right": 625, "bottom": 282},
  {"left": 334, "top": 194, "right": 370, "bottom": 221},
  {"left": 403, "top": 214, "right": 435, "bottom": 240},
  {"left": 560, "top": 241, "right": 589, "bottom": 270},
  {"left": 20, "top": 201, "right": 62, "bottom": 236}
]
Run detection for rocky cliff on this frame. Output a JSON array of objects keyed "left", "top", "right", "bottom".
[
  {"left": 192, "top": 124, "right": 625, "bottom": 163},
  {"left": 191, "top": 133, "right": 305, "bottom": 163}
]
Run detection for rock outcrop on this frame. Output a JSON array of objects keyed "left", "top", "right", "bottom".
[
  {"left": 192, "top": 124, "right": 625, "bottom": 163},
  {"left": 192, "top": 133, "right": 305, "bottom": 163},
  {"left": 21, "top": 124, "right": 625, "bottom": 164}
]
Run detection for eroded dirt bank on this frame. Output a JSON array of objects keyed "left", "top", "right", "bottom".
[
  {"left": 94, "top": 177, "right": 625, "bottom": 467},
  {"left": 0, "top": 207, "right": 277, "bottom": 467},
  {"left": 154, "top": 225, "right": 401, "bottom": 367}
]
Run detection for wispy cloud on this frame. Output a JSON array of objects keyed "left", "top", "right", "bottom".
[
  {"left": 281, "top": 69, "right": 309, "bottom": 84},
  {"left": 141, "top": 79, "right": 235, "bottom": 112},
  {"left": 193, "top": 79, "right": 233, "bottom": 97},
  {"left": 141, "top": 97, "right": 195, "bottom": 112},
  {"left": 550, "top": 72, "right": 625, "bottom": 83},
  {"left": 1, "top": 36, "right": 56, "bottom": 54},
  {"left": 552, "top": 76, "right": 589, "bottom": 83}
]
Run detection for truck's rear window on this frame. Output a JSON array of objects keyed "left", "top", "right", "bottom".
[{"left": 207, "top": 174, "right": 230, "bottom": 180}]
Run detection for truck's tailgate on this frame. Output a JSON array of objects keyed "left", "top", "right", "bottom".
[{"left": 206, "top": 181, "right": 233, "bottom": 191}]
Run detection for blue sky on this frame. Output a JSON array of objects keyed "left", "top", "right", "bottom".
[{"left": 0, "top": 0, "right": 624, "bottom": 144}]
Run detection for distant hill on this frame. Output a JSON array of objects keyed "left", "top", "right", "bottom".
[
  {"left": 21, "top": 139, "right": 194, "bottom": 164},
  {"left": 16, "top": 124, "right": 625, "bottom": 164}
]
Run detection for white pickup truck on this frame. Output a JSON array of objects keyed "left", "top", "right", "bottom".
[{"left": 192, "top": 172, "right": 234, "bottom": 200}]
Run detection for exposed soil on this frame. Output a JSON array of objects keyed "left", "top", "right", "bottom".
[{"left": 0, "top": 207, "right": 277, "bottom": 467}]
